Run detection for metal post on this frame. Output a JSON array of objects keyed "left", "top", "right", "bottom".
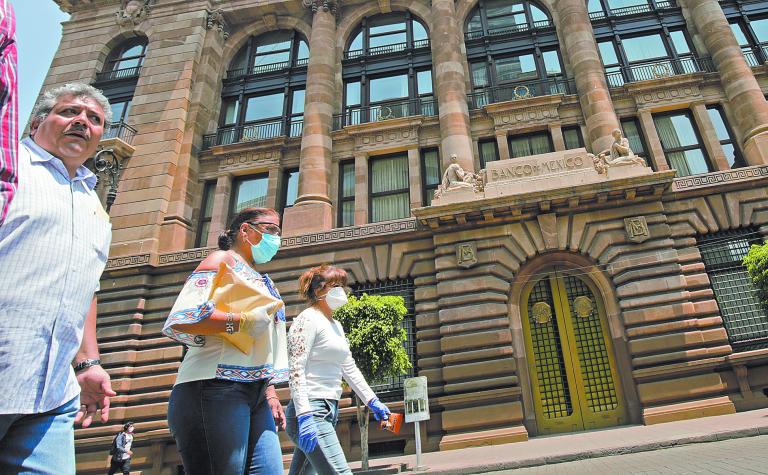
[{"left": 414, "top": 420, "right": 425, "bottom": 471}]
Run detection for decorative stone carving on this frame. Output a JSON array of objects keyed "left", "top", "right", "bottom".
[
  {"left": 116, "top": 0, "right": 150, "bottom": 26},
  {"left": 673, "top": 165, "right": 768, "bottom": 191},
  {"left": 456, "top": 241, "right": 478, "bottom": 269},
  {"left": 352, "top": 123, "right": 419, "bottom": 152},
  {"left": 302, "top": 0, "right": 340, "bottom": 14},
  {"left": 433, "top": 154, "right": 484, "bottom": 200},
  {"left": 532, "top": 302, "right": 552, "bottom": 324},
  {"left": 206, "top": 8, "right": 229, "bottom": 39},
  {"left": 591, "top": 129, "right": 647, "bottom": 175},
  {"left": 573, "top": 296, "right": 594, "bottom": 319},
  {"left": 624, "top": 216, "right": 650, "bottom": 243}
]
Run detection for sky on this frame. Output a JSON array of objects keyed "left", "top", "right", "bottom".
[{"left": 15, "top": 0, "right": 70, "bottom": 129}]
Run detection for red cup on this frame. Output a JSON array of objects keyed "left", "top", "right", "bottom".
[{"left": 380, "top": 412, "right": 403, "bottom": 435}]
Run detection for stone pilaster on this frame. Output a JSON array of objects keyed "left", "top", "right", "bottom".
[
  {"left": 549, "top": 123, "right": 566, "bottom": 152},
  {"left": 557, "top": 0, "right": 620, "bottom": 154},
  {"left": 206, "top": 174, "right": 232, "bottom": 247},
  {"left": 265, "top": 166, "right": 281, "bottom": 210},
  {"left": 282, "top": 0, "right": 338, "bottom": 235},
  {"left": 495, "top": 130, "right": 511, "bottom": 161},
  {"left": 691, "top": 103, "right": 730, "bottom": 171},
  {"left": 430, "top": 0, "right": 475, "bottom": 172},
  {"left": 408, "top": 148, "right": 423, "bottom": 210},
  {"left": 637, "top": 110, "right": 670, "bottom": 172},
  {"left": 679, "top": 0, "right": 768, "bottom": 166},
  {"left": 354, "top": 152, "right": 368, "bottom": 226}
]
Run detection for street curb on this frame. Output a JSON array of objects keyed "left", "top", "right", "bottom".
[{"left": 408, "top": 425, "right": 768, "bottom": 474}]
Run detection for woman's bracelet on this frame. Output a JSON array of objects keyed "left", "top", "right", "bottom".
[{"left": 225, "top": 312, "right": 235, "bottom": 334}]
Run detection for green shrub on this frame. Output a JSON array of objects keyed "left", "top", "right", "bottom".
[{"left": 743, "top": 241, "right": 768, "bottom": 307}]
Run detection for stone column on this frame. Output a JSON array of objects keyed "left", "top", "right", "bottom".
[
  {"left": 557, "top": 0, "right": 621, "bottom": 153},
  {"left": 206, "top": 174, "right": 233, "bottom": 247},
  {"left": 690, "top": 103, "right": 730, "bottom": 171},
  {"left": 495, "top": 130, "right": 511, "bottom": 161},
  {"left": 354, "top": 152, "right": 368, "bottom": 226},
  {"left": 282, "top": 0, "right": 338, "bottom": 235},
  {"left": 408, "top": 148, "right": 423, "bottom": 209},
  {"left": 637, "top": 110, "right": 670, "bottom": 172},
  {"left": 678, "top": 0, "right": 768, "bottom": 165},
  {"left": 431, "top": 0, "right": 475, "bottom": 172}
]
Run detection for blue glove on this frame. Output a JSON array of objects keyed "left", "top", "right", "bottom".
[
  {"left": 367, "top": 397, "right": 391, "bottom": 421},
  {"left": 297, "top": 413, "right": 318, "bottom": 453}
]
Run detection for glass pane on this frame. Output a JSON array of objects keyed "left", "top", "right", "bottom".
[
  {"left": 372, "top": 193, "right": 409, "bottom": 222},
  {"left": 370, "top": 21, "right": 407, "bottom": 35},
  {"left": 254, "top": 51, "right": 290, "bottom": 67},
  {"left": 530, "top": 133, "right": 553, "bottom": 154},
  {"left": 542, "top": 51, "right": 562, "bottom": 75},
  {"left": 471, "top": 62, "right": 489, "bottom": 87},
  {"left": 531, "top": 5, "right": 549, "bottom": 23},
  {"left": 486, "top": 0, "right": 524, "bottom": 17},
  {"left": 607, "top": 0, "right": 647, "bottom": 8},
  {"left": 509, "top": 136, "right": 532, "bottom": 158},
  {"left": 116, "top": 57, "right": 140, "bottom": 70},
  {"left": 346, "top": 82, "right": 361, "bottom": 106},
  {"left": 722, "top": 143, "right": 737, "bottom": 168},
  {"left": 370, "top": 32, "right": 407, "bottom": 48},
  {"left": 245, "top": 93, "right": 284, "bottom": 122},
  {"left": 222, "top": 99, "right": 239, "bottom": 125},
  {"left": 621, "top": 119, "right": 646, "bottom": 155},
  {"left": 110, "top": 101, "right": 130, "bottom": 123},
  {"left": 588, "top": 0, "right": 604, "bottom": 14},
  {"left": 256, "top": 33, "right": 292, "bottom": 53},
  {"left": 417, "top": 70, "right": 433, "bottom": 95},
  {"left": 683, "top": 149, "right": 710, "bottom": 175},
  {"left": 654, "top": 113, "right": 699, "bottom": 148},
  {"left": 496, "top": 54, "right": 538, "bottom": 82},
  {"left": 598, "top": 41, "right": 619, "bottom": 65},
  {"left": 350, "top": 32, "right": 363, "bottom": 52},
  {"left": 422, "top": 150, "right": 440, "bottom": 186},
  {"left": 413, "top": 21, "right": 428, "bottom": 42},
  {"left": 342, "top": 201, "right": 355, "bottom": 227},
  {"left": 467, "top": 11, "right": 483, "bottom": 32},
  {"left": 297, "top": 40, "right": 310, "bottom": 60},
  {"left": 197, "top": 221, "right": 210, "bottom": 248},
  {"left": 230, "top": 46, "right": 248, "bottom": 72},
  {"left": 291, "top": 90, "right": 305, "bottom": 115},
  {"left": 563, "top": 128, "right": 582, "bottom": 150},
  {"left": 730, "top": 23, "right": 750, "bottom": 46},
  {"left": 370, "top": 75, "right": 410, "bottom": 102},
  {"left": 623, "top": 34, "right": 668, "bottom": 62},
  {"left": 480, "top": 141, "right": 499, "bottom": 165},
  {"left": 752, "top": 18, "right": 768, "bottom": 43},
  {"left": 122, "top": 45, "right": 144, "bottom": 58},
  {"left": 371, "top": 155, "right": 409, "bottom": 193},
  {"left": 202, "top": 182, "right": 216, "bottom": 218},
  {"left": 341, "top": 162, "right": 356, "bottom": 198},
  {"left": 707, "top": 107, "right": 731, "bottom": 141},
  {"left": 670, "top": 31, "right": 691, "bottom": 55},
  {"left": 234, "top": 176, "right": 269, "bottom": 212},
  {"left": 284, "top": 170, "right": 299, "bottom": 207}
]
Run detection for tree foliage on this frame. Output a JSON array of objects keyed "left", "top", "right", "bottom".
[
  {"left": 744, "top": 241, "right": 768, "bottom": 307},
  {"left": 334, "top": 293, "right": 412, "bottom": 384}
]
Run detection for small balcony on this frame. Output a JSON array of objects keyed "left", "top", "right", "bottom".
[
  {"left": 225, "top": 58, "right": 309, "bottom": 81},
  {"left": 332, "top": 97, "right": 437, "bottom": 130},
  {"left": 467, "top": 77, "right": 577, "bottom": 110},
  {"left": 94, "top": 66, "right": 142, "bottom": 83},
  {"left": 202, "top": 119, "right": 303, "bottom": 149},
  {"left": 343, "top": 39, "right": 430, "bottom": 60},
  {"left": 742, "top": 44, "right": 768, "bottom": 67},
  {"left": 589, "top": 0, "right": 676, "bottom": 20},
  {"left": 605, "top": 56, "right": 715, "bottom": 88},
  {"left": 464, "top": 19, "right": 554, "bottom": 42},
  {"left": 102, "top": 121, "right": 137, "bottom": 144}
]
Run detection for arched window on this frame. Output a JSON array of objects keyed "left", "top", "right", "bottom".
[
  {"left": 204, "top": 31, "right": 308, "bottom": 148},
  {"left": 337, "top": 13, "right": 434, "bottom": 128},
  {"left": 464, "top": 0, "right": 570, "bottom": 109},
  {"left": 97, "top": 38, "right": 147, "bottom": 82}
]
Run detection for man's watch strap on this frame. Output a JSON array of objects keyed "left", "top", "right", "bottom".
[{"left": 74, "top": 359, "right": 101, "bottom": 372}]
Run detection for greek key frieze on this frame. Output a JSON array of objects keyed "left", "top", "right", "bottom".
[{"left": 673, "top": 166, "right": 768, "bottom": 191}]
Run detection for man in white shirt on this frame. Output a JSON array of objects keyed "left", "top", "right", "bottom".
[{"left": 108, "top": 422, "right": 135, "bottom": 475}]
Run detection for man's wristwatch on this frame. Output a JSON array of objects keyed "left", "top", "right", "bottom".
[{"left": 73, "top": 359, "right": 101, "bottom": 372}]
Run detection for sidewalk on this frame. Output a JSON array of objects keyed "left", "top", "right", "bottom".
[{"left": 349, "top": 408, "right": 768, "bottom": 474}]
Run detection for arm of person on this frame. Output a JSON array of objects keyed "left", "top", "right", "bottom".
[
  {"left": 74, "top": 297, "right": 116, "bottom": 428},
  {"left": 288, "top": 312, "right": 318, "bottom": 416},
  {"left": 340, "top": 353, "right": 376, "bottom": 406}
]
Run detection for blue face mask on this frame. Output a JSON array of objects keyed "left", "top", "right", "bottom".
[{"left": 249, "top": 233, "right": 281, "bottom": 264}]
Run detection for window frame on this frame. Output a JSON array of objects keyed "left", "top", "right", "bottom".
[
  {"left": 338, "top": 160, "right": 356, "bottom": 228},
  {"left": 195, "top": 181, "right": 217, "bottom": 248},
  {"left": 478, "top": 138, "right": 501, "bottom": 168},
  {"left": 229, "top": 173, "right": 270, "bottom": 222},
  {"left": 508, "top": 130, "right": 554, "bottom": 158},
  {"left": 706, "top": 105, "right": 746, "bottom": 169},
  {"left": 420, "top": 148, "right": 441, "bottom": 207},
  {"left": 368, "top": 153, "right": 411, "bottom": 223},
  {"left": 619, "top": 117, "right": 652, "bottom": 170},
  {"left": 280, "top": 168, "right": 300, "bottom": 215},
  {"left": 652, "top": 110, "right": 714, "bottom": 176},
  {"left": 562, "top": 125, "right": 584, "bottom": 150}
]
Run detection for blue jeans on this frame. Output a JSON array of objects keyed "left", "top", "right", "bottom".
[
  {"left": 167, "top": 379, "right": 283, "bottom": 475},
  {"left": 286, "top": 399, "right": 352, "bottom": 475},
  {"left": 0, "top": 396, "right": 79, "bottom": 475}
]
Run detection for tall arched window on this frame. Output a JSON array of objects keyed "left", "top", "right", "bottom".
[
  {"left": 337, "top": 13, "right": 434, "bottom": 128},
  {"left": 204, "top": 31, "right": 308, "bottom": 148},
  {"left": 98, "top": 37, "right": 147, "bottom": 82},
  {"left": 464, "top": 0, "right": 571, "bottom": 109}
]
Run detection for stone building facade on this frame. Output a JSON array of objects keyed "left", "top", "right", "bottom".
[{"left": 46, "top": 0, "right": 768, "bottom": 473}]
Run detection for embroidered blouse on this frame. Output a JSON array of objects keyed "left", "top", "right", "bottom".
[
  {"left": 288, "top": 307, "right": 375, "bottom": 416},
  {"left": 162, "top": 260, "right": 288, "bottom": 385}
]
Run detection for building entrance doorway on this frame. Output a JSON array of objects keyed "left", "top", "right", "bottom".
[{"left": 521, "top": 268, "right": 627, "bottom": 435}]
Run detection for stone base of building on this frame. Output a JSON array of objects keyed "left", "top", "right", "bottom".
[
  {"left": 642, "top": 396, "right": 736, "bottom": 425},
  {"left": 439, "top": 426, "right": 529, "bottom": 451},
  {"left": 281, "top": 200, "right": 334, "bottom": 236}
]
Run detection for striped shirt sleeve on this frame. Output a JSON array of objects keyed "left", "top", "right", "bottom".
[{"left": 0, "top": 0, "right": 17, "bottom": 225}]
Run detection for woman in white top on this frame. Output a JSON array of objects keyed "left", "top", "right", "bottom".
[{"left": 286, "top": 265, "right": 391, "bottom": 475}]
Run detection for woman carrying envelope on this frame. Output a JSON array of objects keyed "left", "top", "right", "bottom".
[{"left": 162, "top": 207, "right": 288, "bottom": 475}]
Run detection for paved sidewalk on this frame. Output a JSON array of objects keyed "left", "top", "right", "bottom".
[{"left": 349, "top": 408, "right": 768, "bottom": 474}]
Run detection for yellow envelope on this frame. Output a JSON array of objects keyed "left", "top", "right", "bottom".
[{"left": 209, "top": 262, "right": 284, "bottom": 354}]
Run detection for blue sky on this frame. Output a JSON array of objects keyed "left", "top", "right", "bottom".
[{"left": 15, "top": 0, "right": 69, "bottom": 128}]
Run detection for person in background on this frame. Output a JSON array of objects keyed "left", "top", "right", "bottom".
[
  {"left": 108, "top": 422, "right": 135, "bottom": 475},
  {"left": 163, "top": 207, "right": 288, "bottom": 475},
  {"left": 0, "top": 0, "right": 17, "bottom": 224},
  {"left": 286, "top": 264, "right": 391, "bottom": 475},
  {"left": 0, "top": 83, "right": 115, "bottom": 473}
]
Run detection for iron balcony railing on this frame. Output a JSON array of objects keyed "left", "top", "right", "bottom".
[
  {"left": 333, "top": 96, "right": 437, "bottom": 130},
  {"left": 202, "top": 118, "right": 304, "bottom": 149},
  {"left": 95, "top": 66, "right": 142, "bottom": 82},
  {"left": 742, "top": 44, "right": 768, "bottom": 67},
  {"left": 102, "top": 121, "right": 137, "bottom": 144},
  {"left": 464, "top": 19, "right": 553, "bottom": 41},
  {"left": 588, "top": 0, "right": 675, "bottom": 20},
  {"left": 343, "top": 38, "right": 430, "bottom": 60},
  {"left": 605, "top": 56, "right": 715, "bottom": 88},
  {"left": 467, "top": 77, "right": 576, "bottom": 109},
  {"left": 225, "top": 58, "right": 309, "bottom": 80}
]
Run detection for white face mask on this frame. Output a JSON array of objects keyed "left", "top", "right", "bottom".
[{"left": 324, "top": 286, "right": 348, "bottom": 310}]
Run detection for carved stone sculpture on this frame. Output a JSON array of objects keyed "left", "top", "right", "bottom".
[
  {"left": 592, "top": 128, "right": 647, "bottom": 174},
  {"left": 116, "top": 0, "right": 150, "bottom": 26},
  {"left": 433, "top": 154, "right": 484, "bottom": 200},
  {"left": 206, "top": 8, "right": 229, "bottom": 39}
]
